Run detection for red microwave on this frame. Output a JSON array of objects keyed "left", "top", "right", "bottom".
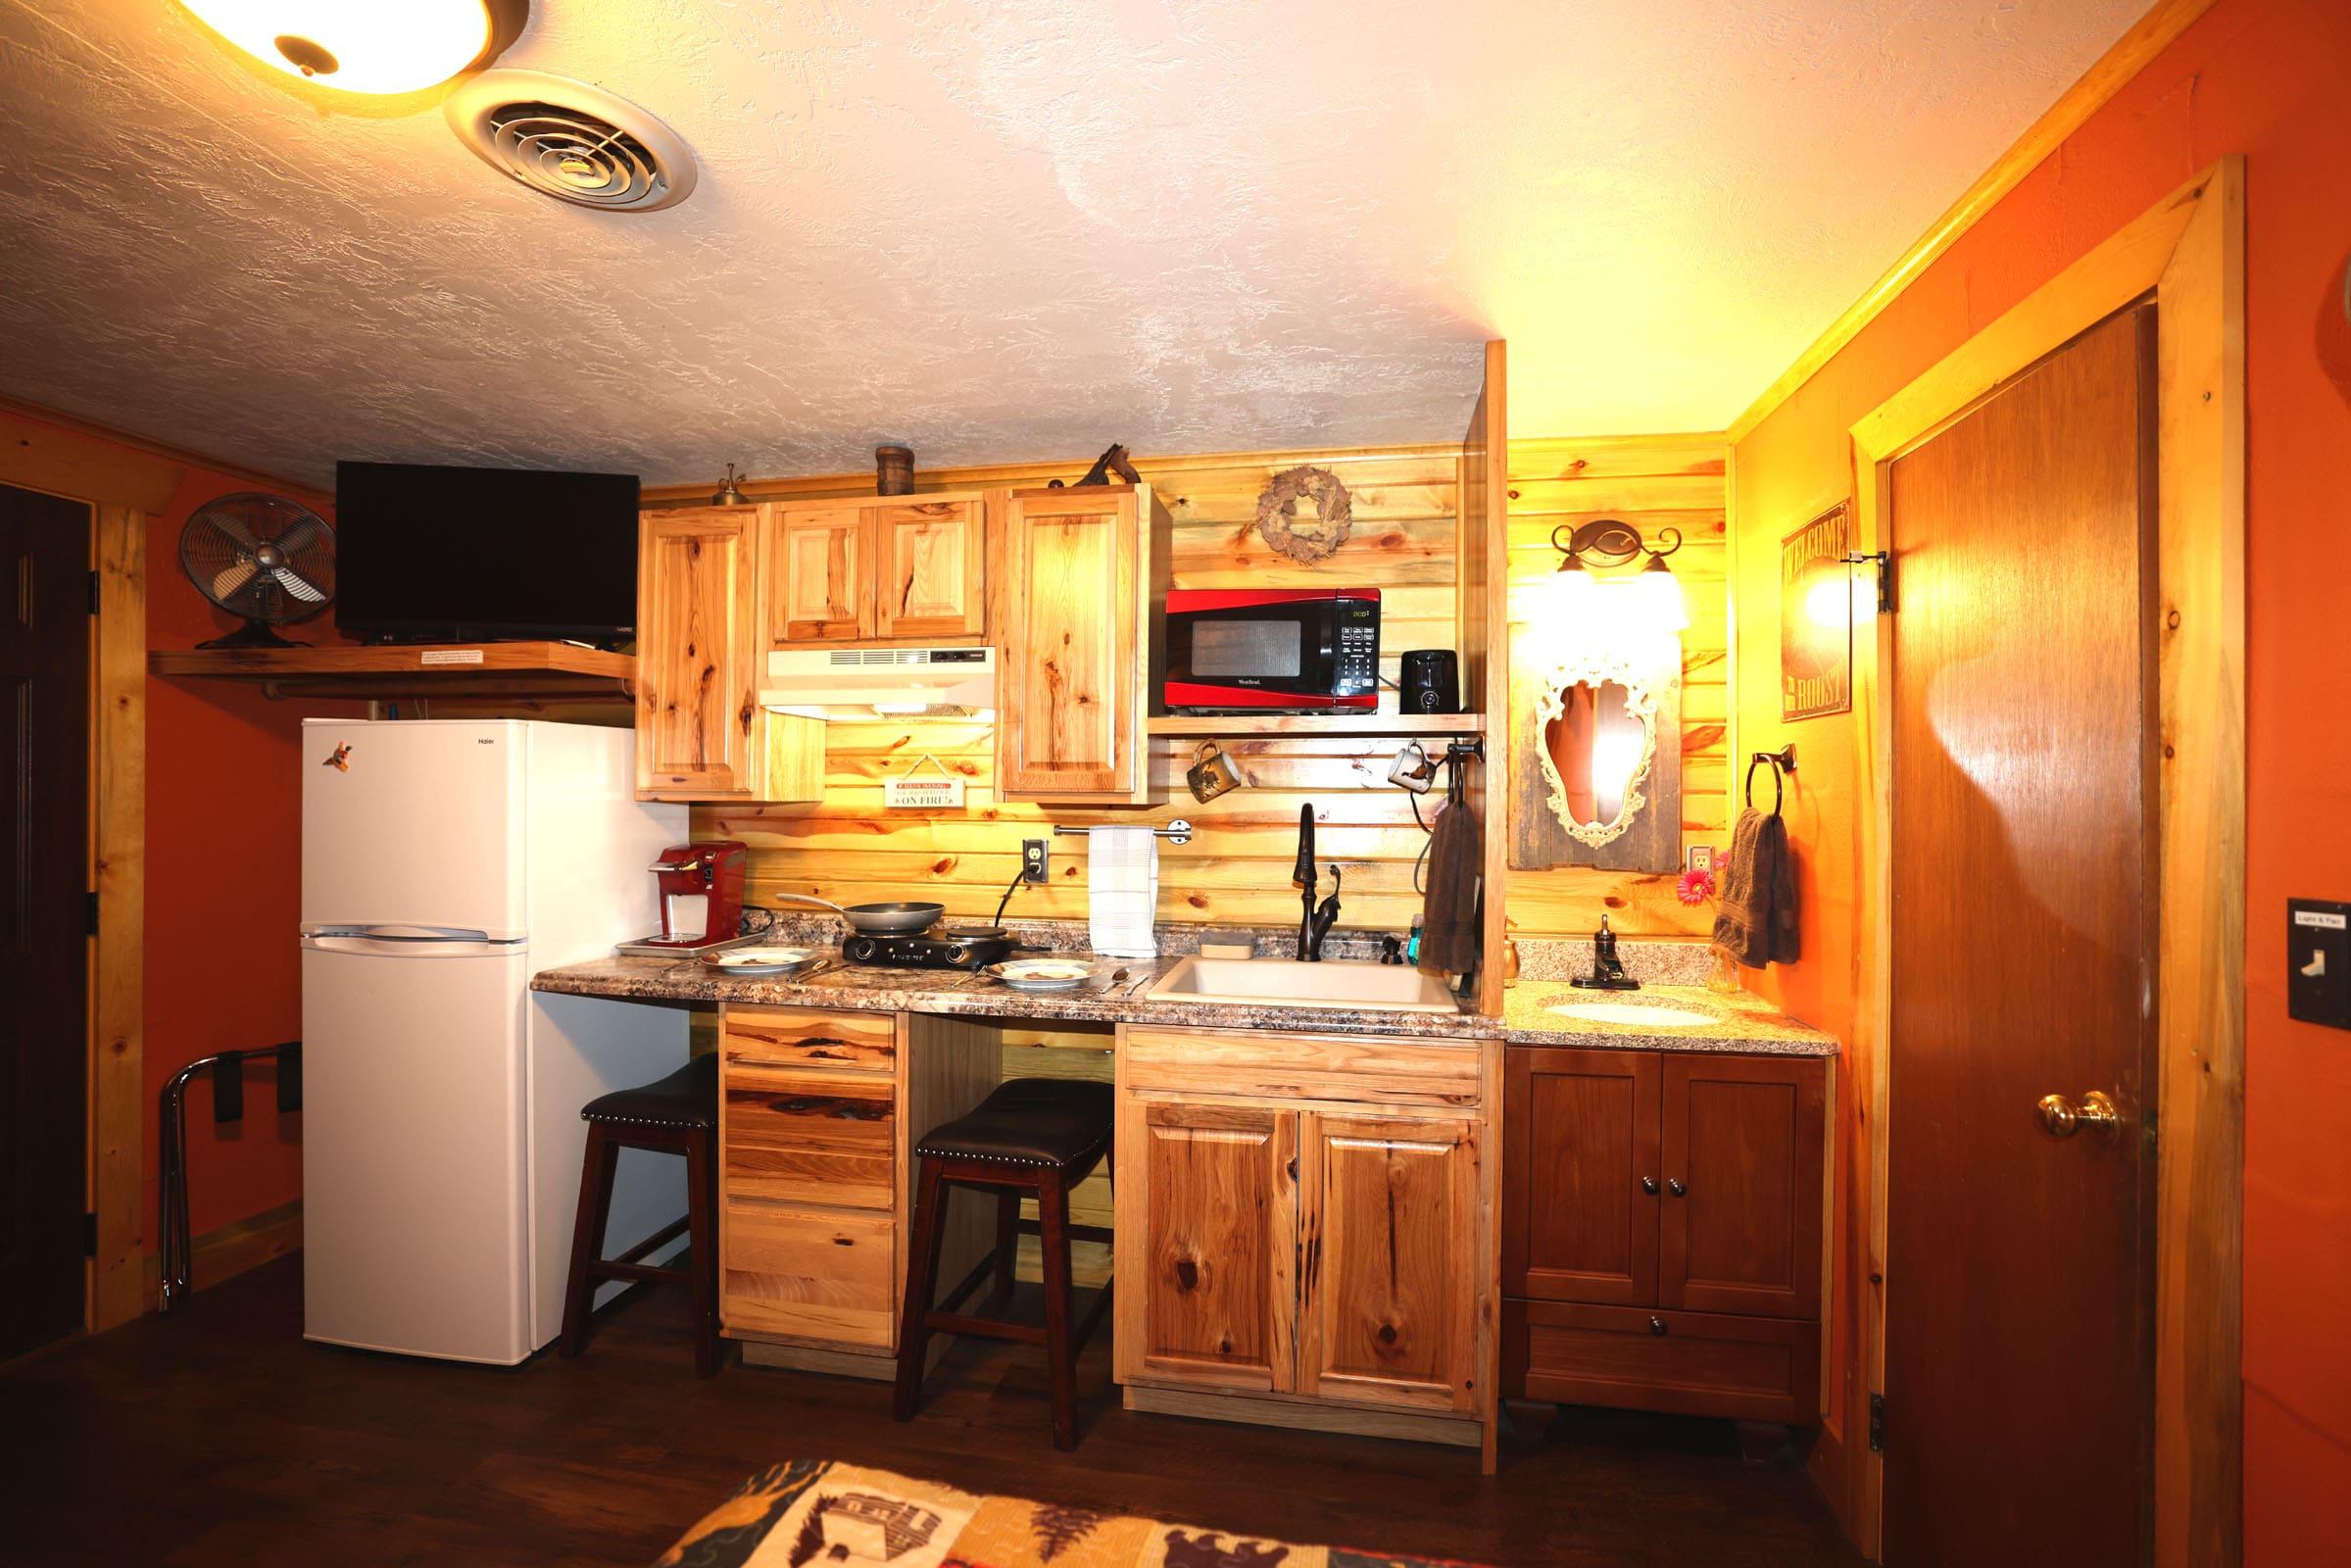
[{"left": 1161, "top": 588, "right": 1381, "bottom": 713}]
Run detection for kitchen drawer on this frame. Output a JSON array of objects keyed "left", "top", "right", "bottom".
[
  {"left": 722, "top": 1061, "right": 897, "bottom": 1208},
  {"left": 721, "top": 1202, "right": 898, "bottom": 1348},
  {"left": 1502, "top": 1299, "right": 1819, "bottom": 1424},
  {"left": 721, "top": 1005, "right": 897, "bottom": 1073},
  {"left": 1121, "top": 1025, "right": 1482, "bottom": 1109}
]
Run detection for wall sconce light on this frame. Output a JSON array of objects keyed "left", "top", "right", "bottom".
[
  {"left": 175, "top": 0, "right": 525, "bottom": 96},
  {"left": 1545, "top": 518, "right": 1690, "bottom": 636}
]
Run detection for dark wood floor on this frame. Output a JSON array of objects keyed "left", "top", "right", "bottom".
[{"left": 1, "top": 1255, "right": 1863, "bottom": 1566}]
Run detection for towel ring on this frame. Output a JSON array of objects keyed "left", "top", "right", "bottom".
[{"left": 1744, "top": 745, "right": 1796, "bottom": 815}]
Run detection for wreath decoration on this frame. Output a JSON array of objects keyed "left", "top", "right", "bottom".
[{"left": 1254, "top": 466, "right": 1354, "bottom": 564}]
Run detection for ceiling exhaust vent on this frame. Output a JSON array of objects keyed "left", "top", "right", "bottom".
[{"left": 444, "top": 69, "right": 697, "bottom": 213}]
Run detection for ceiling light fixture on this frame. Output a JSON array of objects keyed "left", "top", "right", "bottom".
[{"left": 174, "top": 1, "right": 524, "bottom": 96}]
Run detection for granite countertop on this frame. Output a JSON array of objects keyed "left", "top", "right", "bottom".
[
  {"left": 530, "top": 955, "right": 1501, "bottom": 1042},
  {"left": 1498, "top": 981, "right": 1837, "bottom": 1055},
  {"left": 532, "top": 956, "right": 1838, "bottom": 1055}
]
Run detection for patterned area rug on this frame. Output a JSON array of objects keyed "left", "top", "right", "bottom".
[{"left": 656, "top": 1458, "right": 1493, "bottom": 1568}]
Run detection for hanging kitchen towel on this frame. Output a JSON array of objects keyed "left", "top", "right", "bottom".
[
  {"left": 1087, "top": 825, "right": 1159, "bottom": 957},
  {"left": 1711, "top": 808, "right": 1800, "bottom": 969},
  {"left": 1417, "top": 799, "right": 1483, "bottom": 977}
]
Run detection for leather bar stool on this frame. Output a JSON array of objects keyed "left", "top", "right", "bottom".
[
  {"left": 893, "top": 1077, "right": 1115, "bottom": 1449},
  {"left": 559, "top": 1053, "right": 721, "bottom": 1378}
]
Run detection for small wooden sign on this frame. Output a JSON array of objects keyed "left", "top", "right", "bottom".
[
  {"left": 1781, "top": 504, "right": 1852, "bottom": 721},
  {"left": 882, "top": 754, "right": 965, "bottom": 809}
]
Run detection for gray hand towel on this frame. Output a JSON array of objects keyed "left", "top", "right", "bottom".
[
  {"left": 1418, "top": 799, "right": 1483, "bottom": 977},
  {"left": 1711, "top": 808, "right": 1799, "bottom": 969}
]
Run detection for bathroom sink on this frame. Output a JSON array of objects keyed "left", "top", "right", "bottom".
[
  {"left": 1146, "top": 956, "right": 1461, "bottom": 1014},
  {"left": 1545, "top": 1002, "right": 1712, "bottom": 1028}
]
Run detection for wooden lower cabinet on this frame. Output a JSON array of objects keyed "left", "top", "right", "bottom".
[
  {"left": 1502, "top": 1299, "right": 1819, "bottom": 1424},
  {"left": 1127, "top": 1102, "right": 1298, "bottom": 1392},
  {"left": 716, "top": 1006, "right": 996, "bottom": 1372},
  {"left": 1298, "top": 1113, "right": 1481, "bottom": 1414},
  {"left": 1115, "top": 1025, "right": 1495, "bottom": 1458},
  {"left": 1502, "top": 1045, "right": 1830, "bottom": 1424},
  {"left": 722, "top": 1202, "right": 899, "bottom": 1349}
]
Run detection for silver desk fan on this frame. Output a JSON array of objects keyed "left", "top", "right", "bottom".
[{"left": 179, "top": 492, "right": 336, "bottom": 649}]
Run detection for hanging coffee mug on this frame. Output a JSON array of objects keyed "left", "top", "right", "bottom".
[{"left": 1186, "top": 740, "right": 1244, "bottom": 803}]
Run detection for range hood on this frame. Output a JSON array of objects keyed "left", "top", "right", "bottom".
[{"left": 759, "top": 646, "right": 996, "bottom": 716}]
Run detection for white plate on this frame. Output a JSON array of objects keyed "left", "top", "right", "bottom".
[
  {"left": 700, "top": 946, "right": 819, "bottom": 973},
  {"left": 989, "top": 959, "right": 1093, "bottom": 983}
]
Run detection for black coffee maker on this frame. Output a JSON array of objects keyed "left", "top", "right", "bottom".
[{"left": 1398, "top": 649, "right": 1460, "bottom": 714}]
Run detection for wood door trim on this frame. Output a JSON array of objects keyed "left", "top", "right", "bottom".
[{"left": 1845, "top": 158, "right": 2245, "bottom": 1566}]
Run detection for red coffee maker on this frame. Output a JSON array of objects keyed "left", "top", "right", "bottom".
[{"left": 615, "top": 841, "right": 748, "bottom": 956}]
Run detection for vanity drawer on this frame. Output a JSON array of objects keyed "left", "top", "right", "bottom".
[
  {"left": 1502, "top": 1299, "right": 1819, "bottom": 1424},
  {"left": 722, "top": 1005, "right": 897, "bottom": 1073},
  {"left": 722, "top": 1061, "right": 897, "bottom": 1208},
  {"left": 721, "top": 1202, "right": 898, "bottom": 1348},
  {"left": 1121, "top": 1025, "right": 1481, "bottom": 1108}
]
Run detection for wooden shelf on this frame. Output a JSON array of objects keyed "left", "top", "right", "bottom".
[
  {"left": 1146, "top": 712, "right": 1488, "bottom": 739},
  {"left": 148, "top": 641, "right": 635, "bottom": 702}
]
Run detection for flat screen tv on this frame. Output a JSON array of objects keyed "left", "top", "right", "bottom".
[{"left": 334, "top": 460, "right": 640, "bottom": 642}]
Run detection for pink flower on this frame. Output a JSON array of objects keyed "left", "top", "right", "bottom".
[{"left": 1676, "top": 868, "right": 1716, "bottom": 906}]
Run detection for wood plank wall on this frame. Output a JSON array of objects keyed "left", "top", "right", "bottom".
[{"left": 679, "top": 435, "right": 1727, "bottom": 937}]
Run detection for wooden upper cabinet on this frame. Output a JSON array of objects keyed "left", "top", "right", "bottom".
[
  {"left": 873, "top": 500, "right": 984, "bottom": 639},
  {"left": 1505, "top": 1048, "right": 1662, "bottom": 1305},
  {"left": 1298, "top": 1113, "right": 1480, "bottom": 1413},
  {"left": 767, "top": 506, "right": 872, "bottom": 643},
  {"left": 760, "top": 494, "right": 985, "bottom": 647},
  {"left": 636, "top": 506, "right": 761, "bottom": 799},
  {"left": 1658, "top": 1054, "right": 1826, "bottom": 1320},
  {"left": 997, "top": 484, "right": 1166, "bottom": 803},
  {"left": 1122, "top": 1102, "right": 1298, "bottom": 1394}
]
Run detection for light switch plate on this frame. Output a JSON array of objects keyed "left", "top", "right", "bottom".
[{"left": 2287, "top": 899, "right": 2350, "bottom": 1031}]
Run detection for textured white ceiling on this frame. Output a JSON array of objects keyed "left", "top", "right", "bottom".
[{"left": 0, "top": 1, "right": 2144, "bottom": 487}]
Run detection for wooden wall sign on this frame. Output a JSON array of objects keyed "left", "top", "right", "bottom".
[
  {"left": 1781, "top": 503, "right": 1852, "bottom": 721},
  {"left": 882, "top": 753, "right": 965, "bottom": 809}
]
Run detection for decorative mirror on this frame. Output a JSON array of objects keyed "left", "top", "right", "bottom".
[{"left": 1533, "top": 650, "right": 1661, "bottom": 849}]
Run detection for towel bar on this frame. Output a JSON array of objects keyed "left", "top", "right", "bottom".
[{"left": 1055, "top": 819, "right": 1193, "bottom": 846}]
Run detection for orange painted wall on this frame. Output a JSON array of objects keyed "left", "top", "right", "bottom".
[
  {"left": 1727, "top": 0, "right": 2351, "bottom": 1551},
  {"left": 144, "top": 470, "right": 356, "bottom": 1250}
]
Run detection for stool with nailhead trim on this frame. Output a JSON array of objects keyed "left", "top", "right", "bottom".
[
  {"left": 558, "top": 1053, "right": 721, "bottom": 1378},
  {"left": 892, "top": 1077, "right": 1115, "bottom": 1449}
]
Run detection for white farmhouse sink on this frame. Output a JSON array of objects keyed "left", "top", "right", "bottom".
[
  {"left": 1147, "top": 956, "right": 1461, "bottom": 1014},
  {"left": 1546, "top": 1002, "right": 1712, "bottom": 1028}
]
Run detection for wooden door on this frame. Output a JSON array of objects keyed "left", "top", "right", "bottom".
[
  {"left": 1298, "top": 1113, "right": 1479, "bottom": 1412},
  {"left": 1125, "top": 1102, "right": 1297, "bottom": 1393},
  {"left": 997, "top": 487, "right": 1140, "bottom": 800},
  {"left": 767, "top": 506, "right": 871, "bottom": 644},
  {"left": 0, "top": 482, "right": 91, "bottom": 1361},
  {"left": 636, "top": 507, "right": 760, "bottom": 798},
  {"left": 872, "top": 500, "right": 983, "bottom": 640},
  {"left": 1503, "top": 1048, "right": 1660, "bottom": 1305},
  {"left": 1658, "top": 1055, "right": 1824, "bottom": 1319},
  {"left": 1882, "top": 305, "right": 2157, "bottom": 1566}
]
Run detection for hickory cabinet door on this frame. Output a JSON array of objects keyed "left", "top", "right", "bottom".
[
  {"left": 636, "top": 506, "right": 762, "bottom": 799},
  {"left": 1120, "top": 1101, "right": 1298, "bottom": 1394},
  {"left": 766, "top": 506, "right": 873, "bottom": 644},
  {"left": 996, "top": 486, "right": 1144, "bottom": 801},
  {"left": 1297, "top": 1113, "right": 1481, "bottom": 1413},
  {"left": 872, "top": 500, "right": 984, "bottom": 640},
  {"left": 1503, "top": 1047, "right": 1663, "bottom": 1306},
  {"left": 1657, "top": 1054, "right": 1825, "bottom": 1320}
]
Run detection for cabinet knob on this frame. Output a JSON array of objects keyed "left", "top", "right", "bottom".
[
  {"left": 1648, "top": 1316, "right": 1668, "bottom": 1337},
  {"left": 1640, "top": 1176, "right": 1659, "bottom": 1196},
  {"left": 1666, "top": 1178, "right": 1688, "bottom": 1198}
]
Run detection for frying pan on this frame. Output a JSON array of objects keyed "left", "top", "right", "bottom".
[{"left": 766, "top": 893, "right": 945, "bottom": 934}]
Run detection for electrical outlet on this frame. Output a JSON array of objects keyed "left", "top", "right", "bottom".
[
  {"left": 1688, "top": 845, "right": 1715, "bottom": 875},
  {"left": 1022, "top": 839, "right": 1050, "bottom": 885}
]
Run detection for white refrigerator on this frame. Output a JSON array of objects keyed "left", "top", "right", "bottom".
[{"left": 300, "top": 718, "right": 689, "bottom": 1364}]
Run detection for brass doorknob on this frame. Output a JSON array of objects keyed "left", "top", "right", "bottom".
[{"left": 2035, "top": 1091, "right": 2123, "bottom": 1143}]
